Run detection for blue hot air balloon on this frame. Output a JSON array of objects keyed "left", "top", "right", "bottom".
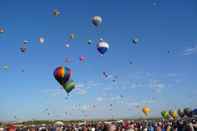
[{"left": 97, "top": 39, "right": 109, "bottom": 55}]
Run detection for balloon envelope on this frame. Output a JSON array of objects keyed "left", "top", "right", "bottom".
[
  {"left": 69, "top": 33, "right": 75, "bottom": 40},
  {"left": 38, "top": 37, "right": 45, "bottom": 44},
  {"left": 65, "top": 44, "right": 70, "bottom": 48},
  {"left": 54, "top": 66, "right": 72, "bottom": 86},
  {"left": 178, "top": 109, "right": 185, "bottom": 118},
  {"left": 161, "top": 111, "right": 169, "bottom": 119},
  {"left": 97, "top": 39, "right": 109, "bottom": 55},
  {"left": 192, "top": 109, "right": 197, "bottom": 117},
  {"left": 184, "top": 107, "right": 192, "bottom": 117},
  {"left": 20, "top": 47, "right": 27, "bottom": 53},
  {"left": 92, "top": 16, "right": 102, "bottom": 27},
  {"left": 0, "top": 27, "right": 5, "bottom": 33},
  {"left": 79, "top": 56, "right": 86, "bottom": 62},
  {"left": 132, "top": 37, "right": 139, "bottom": 44},
  {"left": 142, "top": 107, "right": 151, "bottom": 116},
  {"left": 172, "top": 111, "right": 177, "bottom": 119},
  {"left": 53, "top": 9, "right": 60, "bottom": 16},
  {"left": 88, "top": 40, "right": 92, "bottom": 45}
]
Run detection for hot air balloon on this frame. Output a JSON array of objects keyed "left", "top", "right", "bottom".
[
  {"left": 79, "top": 55, "right": 86, "bottom": 62},
  {"left": 65, "top": 44, "right": 70, "bottom": 48},
  {"left": 54, "top": 67, "right": 75, "bottom": 94},
  {"left": 97, "top": 39, "right": 109, "bottom": 55},
  {"left": 23, "top": 40, "right": 29, "bottom": 45},
  {"left": 178, "top": 109, "right": 185, "bottom": 118},
  {"left": 161, "top": 111, "right": 169, "bottom": 119},
  {"left": 38, "top": 37, "right": 45, "bottom": 44},
  {"left": 172, "top": 111, "right": 177, "bottom": 119},
  {"left": 68, "top": 33, "right": 75, "bottom": 40},
  {"left": 0, "top": 27, "right": 5, "bottom": 33},
  {"left": 184, "top": 107, "right": 192, "bottom": 117},
  {"left": 92, "top": 16, "right": 102, "bottom": 27},
  {"left": 132, "top": 37, "right": 139, "bottom": 45},
  {"left": 192, "top": 108, "right": 197, "bottom": 117},
  {"left": 20, "top": 47, "right": 27, "bottom": 53},
  {"left": 103, "top": 72, "right": 109, "bottom": 78},
  {"left": 54, "top": 66, "right": 72, "bottom": 86},
  {"left": 142, "top": 107, "right": 151, "bottom": 116},
  {"left": 88, "top": 40, "right": 92, "bottom": 45},
  {"left": 52, "top": 9, "right": 60, "bottom": 16}
]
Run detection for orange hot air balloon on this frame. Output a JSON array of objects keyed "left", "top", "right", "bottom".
[{"left": 142, "top": 107, "right": 151, "bottom": 116}]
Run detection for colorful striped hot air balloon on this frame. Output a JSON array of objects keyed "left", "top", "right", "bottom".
[{"left": 54, "top": 66, "right": 75, "bottom": 94}]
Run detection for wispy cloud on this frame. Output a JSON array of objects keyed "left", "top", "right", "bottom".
[
  {"left": 150, "top": 80, "right": 165, "bottom": 93},
  {"left": 183, "top": 46, "right": 197, "bottom": 56},
  {"left": 42, "top": 88, "right": 65, "bottom": 96},
  {"left": 75, "top": 87, "right": 87, "bottom": 96}
]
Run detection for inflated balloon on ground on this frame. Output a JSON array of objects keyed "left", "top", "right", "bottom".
[
  {"left": 142, "top": 107, "right": 151, "bottom": 116},
  {"left": 184, "top": 107, "right": 192, "bottom": 117},
  {"left": 178, "top": 109, "right": 185, "bottom": 118},
  {"left": 161, "top": 111, "right": 169, "bottom": 119}
]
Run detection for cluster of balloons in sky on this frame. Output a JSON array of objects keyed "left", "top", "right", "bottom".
[
  {"left": 1, "top": 14, "right": 139, "bottom": 93},
  {"left": 142, "top": 107, "right": 197, "bottom": 119},
  {"left": 53, "top": 16, "right": 110, "bottom": 94},
  {"left": 17, "top": 15, "right": 111, "bottom": 56}
]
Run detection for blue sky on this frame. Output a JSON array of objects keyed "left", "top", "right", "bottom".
[{"left": 0, "top": 0, "right": 197, "bottom": 121}]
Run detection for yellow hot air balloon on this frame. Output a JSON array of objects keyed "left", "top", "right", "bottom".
[
  {"left": 142, "top": 107, "right": 151, "bottom": 116},
  {"left": 172, "top": 111, "right": 177, "bottom": 119}
]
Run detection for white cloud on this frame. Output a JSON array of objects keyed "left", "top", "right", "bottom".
[{"left": 183, "top": 46, "right": 197, "bottom": 56}]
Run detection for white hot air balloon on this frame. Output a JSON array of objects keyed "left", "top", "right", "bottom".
[{"left": 38, "top": 37, "right": 45, "bottom": 44}]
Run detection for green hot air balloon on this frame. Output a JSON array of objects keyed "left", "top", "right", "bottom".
[
  {"left": 161, "top": 111, "right": 169, "bottom": 119},
  {"left": 62, "top": 80, "right": 76, "bottom": 94}
]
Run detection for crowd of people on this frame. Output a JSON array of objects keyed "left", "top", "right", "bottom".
[{"left": 1, "top": 119, "right": 197, "bottom": 131}]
